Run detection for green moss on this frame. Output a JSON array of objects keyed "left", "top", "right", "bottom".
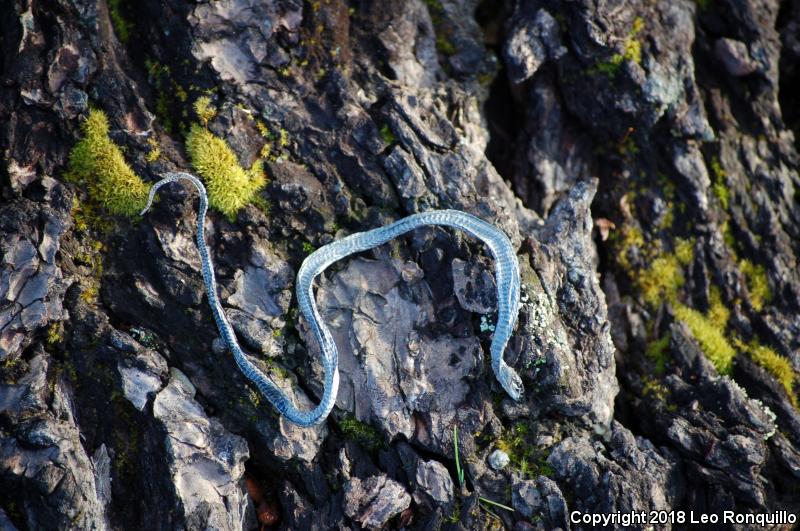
[
  {"left": 737, "top": 340, "right": 797, "bottom": 408},
  {"left": 0, "top": 355, "right": 25, "bottom": 382},
  {"left": 45, "top": 322, "right": 64, "bottom": 348},
  {"left": 621, "top": 37, "right": 642, "bottom": 66},
  {"left": 423, "top": 0, "right": 444, "bottom": 21},
  {"left": 302, "top": 242, "right": 315, "bottom": 254},
  {"left": 642, "top": 376, "right": 670, "bottom": 403},
  {"left": 71, "top": 197, "right": 114, "bottom": 234},
  {"left": 145, "top": 60, "right": 194, "bottom": 134},
  {"left": 278, "top": 129, "right": 289, "bottom": 148},
  {"left": 145, "top": 137, "right": 161, "bottom": 162},
  {"left": 630, "top": 17, "right": 645, "bottom": 38},
  {"left": 247, "top": 388, "right": 262, "bottom": 408},
  {"left": 264, "top": 358, "right": 290, "bottom": 380},
  {"left": 707, "top": 287, "right": 730, "bottom": 327},
  {"left": 616, "top": 225, "right": 698, "bottom": 312},
  {"left": 636, "top": 254, "right": 684, "bottom": 307},
  {"left": 193, "top": 96, "right": 217, "bottom": 125},
  {"left": 436, "top": 34, "right": 457, "bottom": 56},
  {"left": 495, "top": 423, "right": 553, "bottom": 478},
  {"left": 710, "top": 156, "right": 729, "bottom": 210},
  {"left": 658, "top": 173, "right": 677, "bottom": 202},
  {"left": 251, "top": 195, "right": 272, "bottom": 216},
  {"left": 592, "top": 56, "right": 625, "bottom": 77},
  {"left": 615, "top": 224, "right": 645, "bottom": 273},
  {"left": 108, "top": 0, "right": 132, "bottom": 43},
  {"left": 446, "top": 502, "right": 461, "bottom": 524},
  {"left": 66, "top": 109, "right": 150, "bottom": 216},
  {"left": 713, "top": 182, "right": 730, "bottom": 210},
  {"left": 339, "top": 415, "right": 384, "bottom": 451},
  {"left": 674, "top": 302, "right": 735, "bottom": 375},
  {"left": 154, "top": 92, "right": 173, "bottom": 132},
  {"left": 423, "top": 0, "right": 457, "bottom": 57},
  {"left": 674, "top": 238, "right": 694, "bottom": 266},
  {"left": 175, "top": 84, "right": 188, "bottom": 103},
  {"left": 591, "top": 18, "right": 644, "bottom": 77},
  {"left": 658, "top": 202, "right": 675, "bottom": 230},
  {"left": 721, "top": 220, "right": 736, "bottom": 251},
  {"left": 629, "top": 19, "right": 645, "bottom": 44},
  {"left": 379, "top": 124, "right": 396, "bottom": 146},
  {"left": 646, "top": 333, "right": 671, "bottom": 375},
  {"left": 256, "top": 120, "right": 272, "bottom": 139},
  {"left": 185, "top": 124, "right": 266, "bottom": 219},
  {"left": 74, "top": 239, "right": 104, "bottom": 305},
  {"left": 739, "top": 259, "right": 771, "bottom": 311}
]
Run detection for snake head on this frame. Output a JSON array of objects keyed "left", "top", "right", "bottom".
[{"left": 501, "top": 368, "right": 524, "bottom": 401}]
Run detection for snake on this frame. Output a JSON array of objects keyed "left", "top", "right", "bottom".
[{"left": 141, "top": 172, "right": 523, "bottom": 427}]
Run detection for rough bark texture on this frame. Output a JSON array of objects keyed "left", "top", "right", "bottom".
[{"left": 1, "top": 0, "right": 799, "bottom": 529}]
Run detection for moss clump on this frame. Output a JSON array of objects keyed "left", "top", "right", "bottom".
[
  {"left": 617, "top": 223, "right": 694, "bottom": 308},
  {"left": 436, "top": 34, "right": 457, "bottom": 56},
  {"left": 71, "top": 196, "right": 114, "bottom": 234},
  {"left": 379, "top": 124, "right": 396, "bottom": 146},
  {"left": 146, "top": 60, "right": 174, "bottom": 132},
  {"left": 707, "top": 287, "right": 731, "bottom": 327},
  {"left": 145, "top": 137, "right": 161, "bottom": 162},
  {"left": 109, "top": 0, "right": 132, "bottom": 43},
  {"left": 615, "top": 224, "right": 645, "bottom": 273},
  {"left": 721, "top": 220, "right": 736, "bottom": 250},
  {"left": 739, "top": 259, "right": 771, "bottom": 311},
  {"left": 194, "top": 96, "right": 217, "bottom": 126},
  {"left": 185, "top": 124, "right": 265, "bottom": 219},
  {"left": 66, "top": 109, "right": 150, "bottom": 216},
  {"left": 422, "top": 0, "right": 457, "bottom": 57},
  {"left": 658, "top": 202, "right": 675, "bottom": 230},
  {"left": 278, "top": 129, "right": 289, "bottom": 148},
  {"left": 620, "top": 33, "right": 642, "bottom": 65},
  {"left": 264, "top": 359, "right": 290, "bottom": 379},
  {"left": 737, "top": 341, "right": 797, "bottom": 407},
  {"left": 636, "top": 254, "right": 684, "bottom": 307},
  {"left": 592, "top": 17, "right": 644, "bottom": 76},
  {"left": 495, "top": 423, "right": 553, "bottom": 478},
  {"left": 646, "top": 333, "right": 671, "bottom": 375},
  {"left": 1, "top": 355, "right": 25, "bottom": 383},
  {"left": 642, "top": 376, "right": 670, "bottom": 402},
  {"left": 674, "top": 302, "right": 735, "bottom": 375},
  {"left": 674, "top": 238, "right": 694, "bottom": 266},
  {"left": 45, "top": 322, "right": 64, "bottom": 348},
  {"left": 710, "top": 156, "right": 730, "bottom": 210},
  {"left": 339, "top": 415, "right": 384, "bottom": 451}
]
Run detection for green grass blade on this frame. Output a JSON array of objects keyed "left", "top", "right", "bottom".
[
  {"left": 453, "top": 424, "right": 464, "bottom": 487},
  {"left": 478, "top": 496, "right": 514, "bottom": 512},
  {"left": 479, "top": 503, "right": 502, "bottom": 521}
]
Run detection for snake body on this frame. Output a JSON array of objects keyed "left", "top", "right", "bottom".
[{"left": 141, "top": 172, "right": 523, "bottom": 426}]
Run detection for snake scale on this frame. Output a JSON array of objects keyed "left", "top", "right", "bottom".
[{"left": 141, "top": 172, "right": 523, "bottom": 426}]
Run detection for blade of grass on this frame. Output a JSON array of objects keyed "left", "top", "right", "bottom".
[
  {"left": 478, "top": 496, "right": 514, "bottom": 513},
  {"left": 479, "top": 503, "right": 502, "bottom": 521},
  {"left": 454, "top": 424, "right": 464, "bottom": 487}
]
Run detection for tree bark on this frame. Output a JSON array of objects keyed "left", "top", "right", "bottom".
[{"left": 1, "top": 0, "right": 799, "bottom": 529}]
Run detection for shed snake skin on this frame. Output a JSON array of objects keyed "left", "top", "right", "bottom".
[{"left": 141, "top": 172, "right": 523, "bottom": 426}]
